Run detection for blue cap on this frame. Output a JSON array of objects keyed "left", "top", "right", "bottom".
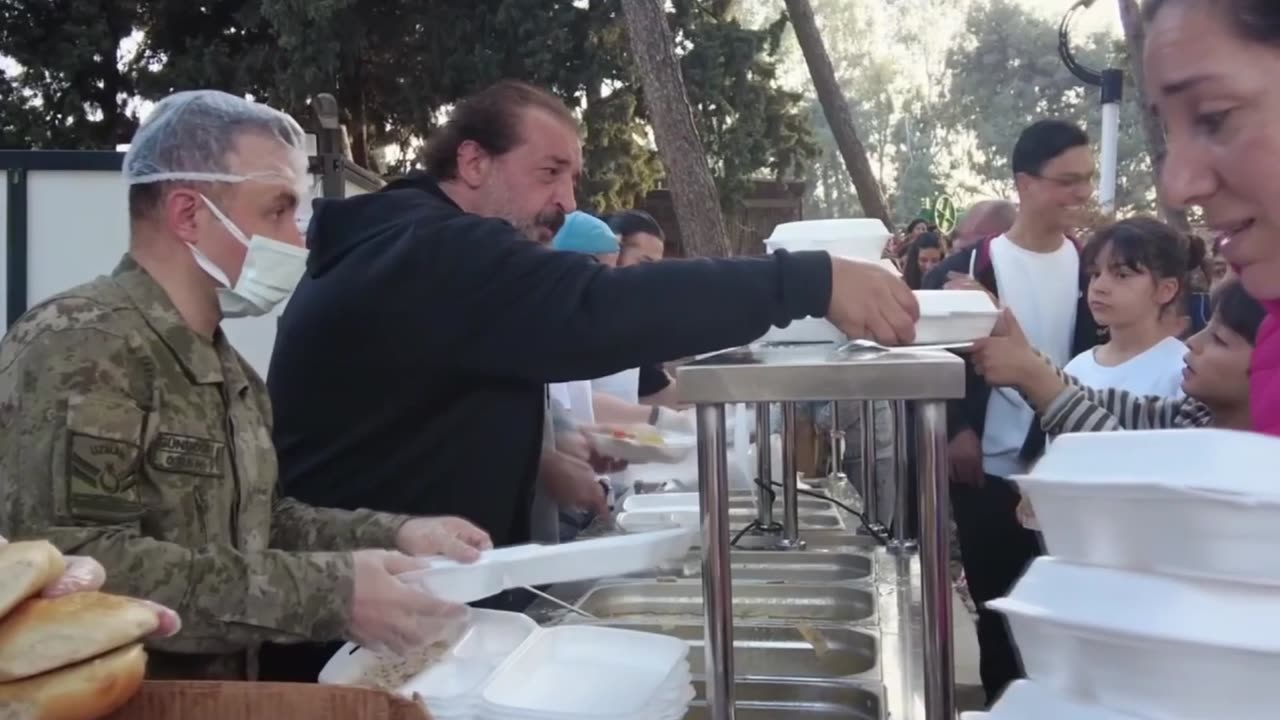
[{"left": 552, "top": 212, "right": 620, "bottom": 255}]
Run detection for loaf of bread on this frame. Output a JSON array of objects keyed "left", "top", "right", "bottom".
[
  {"left": 0, "top": 543, "right": 66, "bottom": 619},
  {"left": 0, "top": 593, "right": 160, "bottom": 682},
  {"left": 0, "top": 643, "right": 147, "bottom": 720}
]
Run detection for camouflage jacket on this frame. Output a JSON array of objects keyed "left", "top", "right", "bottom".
[{"left": 0, "top": 255, "right": 411, "bottom": 680}]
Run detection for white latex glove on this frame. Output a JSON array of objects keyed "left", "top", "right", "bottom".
[
  {"left": 0, "top": 535, "right": 182, "bottom": 637},
  {"left": 395, "top": 516, "right": 493, "bottom": 562},
  {"left": 653, "top": 407, "right": 695, "bottom": 435},
  {"left": 348, "top": 549, "right": 469, "bottom": 655}
]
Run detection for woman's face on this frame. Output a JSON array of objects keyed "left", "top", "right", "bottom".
[
  {"left": 1182, "top": 314, "right": 1253, "bottom": 409},
  {"left": 1145, "top": 2, "right": 1280, "bottom": 300},
  {"left": 916, "top": 247, "right": 942, "bottom": 278}
]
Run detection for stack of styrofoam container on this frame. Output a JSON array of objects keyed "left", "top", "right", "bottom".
[
  {"left": 758, "top": 219, "right": 893, "bottom": 344},
  {"left": 321, "top": 613, "right": 693, "bottom": 720},
  {"left": 962, "top": 429, "right": 1280, "bottom": 720}
]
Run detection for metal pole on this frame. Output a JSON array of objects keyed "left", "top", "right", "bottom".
[
  {"left": 696, "top": 404, "right": 735, "bottom": 720},
  {"left": 754, "top": 402, "right": 774, "bottom": 528},
  {"left": 780, "top": 403, "right": 800, "bottom": 545},
  {"left": 312, "top": 94, "right": 346, "bottom": 200},
  {"left": 828, "top": 402, "right": 844, "bottom": 479},
  {"left": 893, "top": 400, "right": 914, "bottom": 546},
  {"left": 916, "top": 401, "right": 954, "bottom": 720},
  {"left": 1099, "top": 69, "right": 1124, "bottom": 214},
  {"left": 859, "top": 401, "right": 876, "bottom": 522}
]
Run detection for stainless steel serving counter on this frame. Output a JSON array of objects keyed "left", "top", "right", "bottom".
[
  {"left": 675, "top": 343, "right": 965, "bottom": 720},
  {"left": 531, "top": 343, "right": 966, "bottom": 720},
  {"left": 525, "top": 479, "right": 937, "bottom": 719}
]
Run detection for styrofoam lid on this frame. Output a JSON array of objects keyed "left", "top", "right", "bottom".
[
  {"left": 767, "top": 218, "right": 890, "bottom": 244},
  {"left": 1022, "top": 429, "right": 1280, "bottom": 498},
  {"left": 914, "top": 289, "right": 998, "bottom": 316},
  {"left": 982, "top": 681, "right": 1143, "bottom": 720},
  {"left": 989, "top": 557, "right": 1280, "bottom": 654},
  {"left": 400, "top": 528, "right": 696, "bottom": 604}
]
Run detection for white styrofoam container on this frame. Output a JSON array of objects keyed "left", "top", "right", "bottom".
[
  {"left": 622, "top": 492, "right": 700, "bottom": 512},
  {"left": 479, "top": 625, "right": 690, "bottom": 717},
  {"left": 989, "top": 558, "right": 1280, "bottom": 720},
  {"left": 615, "top": 509, "right": 698, "bottom": 533},
  {"left": 321, "top": 613, "right": 695, "bottom": 720},
  {"left": 960, "top": 681, "right": 1144, "bottom": 720},
  {"left": 1013, "top": 429, "right": 1280, "bottom": 585},
  {"left": 912, "top": 290, "right": 999, "bottom": 345},
  {"left": 763, "top": 218, "right": 891, "bottom": 260},
  {"left": 587, "top": 429, "right": 696, "bottom": 464},
  {"left": 399, "top": 528, "right": 696, "bottom": 604},
  {"left": 318, "top": 610, "right": 537, "bottom": 704}
]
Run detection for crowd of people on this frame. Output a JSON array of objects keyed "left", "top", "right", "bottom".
[{"left": 0, "top": 0, "right": 1277, "bottom": 713}]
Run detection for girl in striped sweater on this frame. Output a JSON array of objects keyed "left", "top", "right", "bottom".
[
  {"left": 970, "top": 277, "right": 1265, "bottom": 436},
  {"left": 969, "top": 279, "right": 1264, "bottom": 529}
]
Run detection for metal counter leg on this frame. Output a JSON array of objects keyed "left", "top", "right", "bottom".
[
  {"left": 754, "top": 402, "right": 774, "bottom": 529},
  {"left": 859, "top": 401, "right": 875, "bottom": 521},
  {"left": 780, "top": 402, "right": 801, "bottom": 547},
  {"left": 697, "top": 404, "right": 736, "bottom": 720},
  {"left": 893, "top": 400, "right": 916, "bottom": 549},
  {"left": 915, "top": 400, "right": 954, "bottom": 719}
]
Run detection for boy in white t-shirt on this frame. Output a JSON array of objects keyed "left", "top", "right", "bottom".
[{"left": 922, "top": 120, "right": 1104, "bottom": 705}]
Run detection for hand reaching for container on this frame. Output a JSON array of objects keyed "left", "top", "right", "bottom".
[
  {"left": 826, "top": 257, "right": 919, "bottom": 346},
  {"left": 348, "top": 549, "right": 469, "bottom": 655}
]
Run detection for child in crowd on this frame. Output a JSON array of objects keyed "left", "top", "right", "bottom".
[
  {"left": 1063, "top": 217, "right": 1203, "bottom": 397},
  {"left": 972, "top": 277, "right": 1264, "bottom": 435},
  {"left": 903, "top": 232, "right": 946, "bottom": 290}
]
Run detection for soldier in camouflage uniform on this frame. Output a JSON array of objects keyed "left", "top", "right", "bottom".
[{"left": 0, "top": 91, "right": 492, "bottom": 680}]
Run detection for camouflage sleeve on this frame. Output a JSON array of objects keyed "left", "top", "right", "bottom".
[
  {"left": 0, "top": 323, "right": 355, "bottom": 652},
  {"left": 270, "top": 494, "right": 411, "bottom": 552}
]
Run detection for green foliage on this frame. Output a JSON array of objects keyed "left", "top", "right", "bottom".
[
  {"left": 0, "top": 0, "right": 812, "bottom": 212},
  {"left": 941, "top": 0, "right": 1154, "bottom": 213},
  {"left": 0, "top": 0, "right": 142, "bottom": 148}
]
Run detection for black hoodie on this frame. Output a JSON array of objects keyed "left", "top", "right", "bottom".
[{"left": 268, "top": 174, "right": 833, "bottom": 547}]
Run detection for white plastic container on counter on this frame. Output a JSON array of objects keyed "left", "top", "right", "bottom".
[
  {"left": 763, "top": 218, "right": 891, "bottom": 260},
  {"left": 989, "top": 557, "right": 1280, "bottom": 720},
  {"left": 319, "top": 610, "right": 538, "bottom": 719},
  {"left": 961, "top": 681, "right": 1144, "bottom": 720},
  {"left": 1013, "top": 429, "right": 1280, "bottom": 585},
  {"left": 478, "top": 625, "right": 691, "bottom": 719},
  {"left": 321, "top": 614, "right": 693, "bottom": 720},
  {"left": 759, "top": 218, "right": 892, "bottom": 344}
]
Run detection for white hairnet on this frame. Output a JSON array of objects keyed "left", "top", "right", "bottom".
[{"left": 124, "top": 90, "right": 310, "bottom": 198}]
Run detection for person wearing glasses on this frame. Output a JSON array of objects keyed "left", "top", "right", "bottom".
[{"left": 922, "top": 119, "right": 1102, "bottom": 705}]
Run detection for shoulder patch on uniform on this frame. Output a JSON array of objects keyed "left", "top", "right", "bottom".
[
  {"left": 67, "top": 432, "right": 144, "bottom": 521},
  {"left": 148, "top": 433, "right": 225, "bottom": 477}
]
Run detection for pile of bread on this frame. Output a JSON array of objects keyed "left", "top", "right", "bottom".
[{"left": 0, "top": 541, "right": 156, "bottom": 720}]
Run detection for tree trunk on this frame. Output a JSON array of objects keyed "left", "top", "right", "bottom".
[
  {"left": 784, "top": 0, "right": 895, "bottom": 231},
  {"left": 620, "top": 0, "right": 732, "bottom": 257},
  {"left": 1118, "top": 0, "right": 1190, "bottom": 231}
]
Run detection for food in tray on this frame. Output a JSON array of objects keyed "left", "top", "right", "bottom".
[
  {"left": 354, "top": 638, "right": 456, "bottom": 692},
  {"left": 609, "top": 426, "right": 667, "bottom": 447}
]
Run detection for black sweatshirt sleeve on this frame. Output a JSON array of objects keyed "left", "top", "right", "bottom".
[{"left": 407, "top": 216, "right": 832, "bottom": 383}]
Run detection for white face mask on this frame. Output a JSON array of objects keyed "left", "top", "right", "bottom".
[{"left": 193, "top": 195, "right": 309, "bottom": 318}]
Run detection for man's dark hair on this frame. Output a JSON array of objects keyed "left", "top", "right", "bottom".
[
  {"left": 1144, "top": 0, "right": 1280, "bottom": 46},
  {"left": 422, "top": 80, "right": 577, "bottom": 180},
  {"left": 605, "top": 209, "right": 665, "bottom": 244},
  {"left": 1010, "top": 120, "right": 1090, "bottom": 177}
]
